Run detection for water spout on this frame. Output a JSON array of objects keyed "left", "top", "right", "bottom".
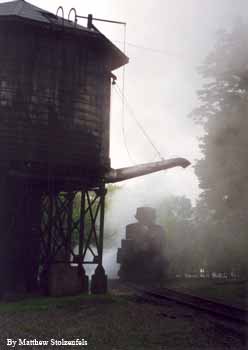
[{"left": 104, "top": 158, "right": 190, "bottom": 183}]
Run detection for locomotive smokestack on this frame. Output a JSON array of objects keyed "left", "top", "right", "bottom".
[{"left": 104, "top": 158, "right": 190, "bottom": 183}]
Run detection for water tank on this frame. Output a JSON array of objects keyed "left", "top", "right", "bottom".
[{"left": 0, "top": 0, "right": 128, "bottom": 184}]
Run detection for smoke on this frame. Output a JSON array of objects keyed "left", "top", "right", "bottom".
[{"left": 102, "top": 178, "right": 172, "bottom": 278}]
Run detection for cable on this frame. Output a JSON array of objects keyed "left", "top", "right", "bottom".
[
  {"left": 118, "top": 24, "right": 136, "bottom": 164},
  {"left": 110, "top": 79, "right": 134, "bottom": 165},
  {"left": 115, "top": 83, "right": 163, "bottom": 160},
  {"left": 113, "top": 40, "right": 182, "bottom": 58},
  {"left": 120, "top": 110, "right": 135, "bottom": 164},
  {"left": 114, "top": 83, "right": 164, "bottom": 161}
]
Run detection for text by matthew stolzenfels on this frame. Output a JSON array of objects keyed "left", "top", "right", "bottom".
[{"left": 7, "top": 338, "right": 88, "bottom": 347}]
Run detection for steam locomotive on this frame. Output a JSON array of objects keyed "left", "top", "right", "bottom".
[{"left": 117, "top": 207, "right": 168, "bottom": 283}]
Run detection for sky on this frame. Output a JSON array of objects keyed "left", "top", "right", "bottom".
[{"left": 2, "top": 0, "right": 247, "bottom": 220}]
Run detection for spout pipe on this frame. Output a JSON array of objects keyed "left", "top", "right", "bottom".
[{"left": 104, "top": 157, "right": 190, "bottom": 183}]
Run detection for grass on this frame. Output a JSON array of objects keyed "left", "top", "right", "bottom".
[
  {"left": 0, "top": 293, "right": 117, "bottom": 312},
  {"left": 0, "top": 291, "right": 245, "bottom": 350}
]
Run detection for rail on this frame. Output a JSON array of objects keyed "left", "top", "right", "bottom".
[{"left": 125, "top": 283, "right": 248, "bottom": 326}]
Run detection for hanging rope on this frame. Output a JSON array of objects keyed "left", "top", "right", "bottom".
[
  {"left": 119, "top": 23, "right": 136, "bottom": 164},
  {"left": 114, "top": 83, "right": 164, "bottom": 161}
]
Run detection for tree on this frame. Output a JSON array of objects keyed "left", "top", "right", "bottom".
[{"left": 190, "top": 20, "right": 248, "bottom": 277}]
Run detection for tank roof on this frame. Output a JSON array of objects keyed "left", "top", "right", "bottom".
[
  {"left": 0, "top": 0, "right": 93, "bottom": 32},
  {"left": 0, "top": 0, "right": 128, "bottom": 70}
]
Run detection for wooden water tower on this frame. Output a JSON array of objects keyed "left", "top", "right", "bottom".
[{"left": 0, "top": 0, "right": 128, "bottom": 297}]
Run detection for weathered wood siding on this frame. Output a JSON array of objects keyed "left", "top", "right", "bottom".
[{"left": 0, "top": 21, "right": 111, "bottom": 177}]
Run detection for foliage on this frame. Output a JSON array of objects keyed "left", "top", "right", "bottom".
[
  {"left": 71, "top": 184, "right": 120, "bottom": 247},
  {"left": 190, "top": 20, "right": 248, "bottom": 277}
]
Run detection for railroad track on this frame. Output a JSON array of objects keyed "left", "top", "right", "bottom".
[{"left": 125, "top": 282, "right": 248, "bottom": 326}]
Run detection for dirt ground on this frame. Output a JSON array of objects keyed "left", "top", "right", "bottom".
[{"left": 0, "top": 289, "right": 246, "bottom": 350}]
